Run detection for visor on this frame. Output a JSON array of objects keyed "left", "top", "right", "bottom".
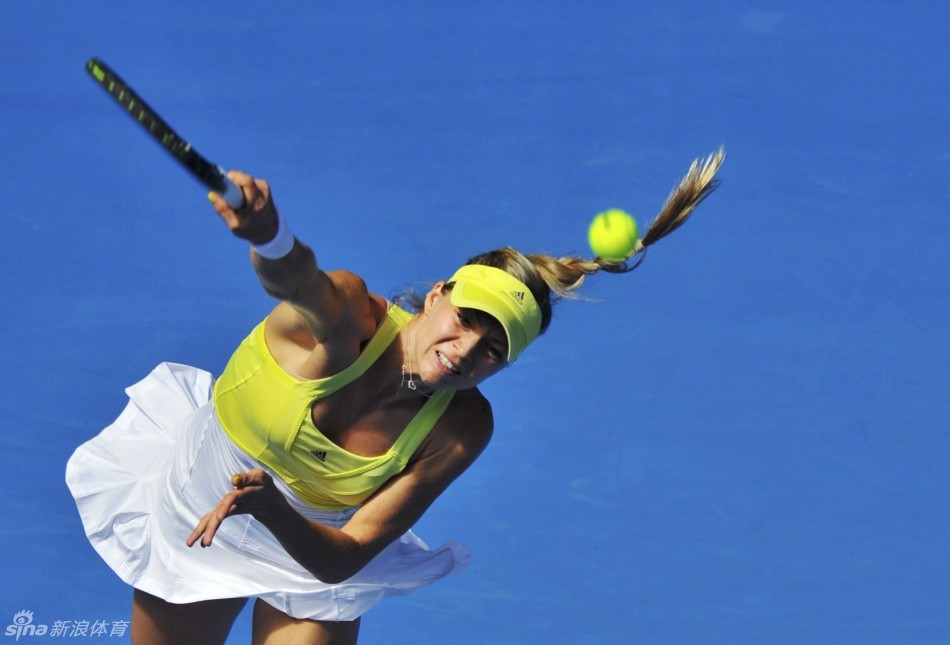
[{"left": 448, "top": 264, "right": 542, "bottom": 362}]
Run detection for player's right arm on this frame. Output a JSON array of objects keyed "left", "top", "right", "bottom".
[{"left": 209, "top": 172, "right": 377, "bottom": 361}]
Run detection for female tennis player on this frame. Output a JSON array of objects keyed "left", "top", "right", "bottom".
[{"left": 67, "top": 151, "right": 722, "bottom": 644}]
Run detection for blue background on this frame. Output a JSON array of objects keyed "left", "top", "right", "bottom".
[{"left": 2, "top": 1, "right": 948, "bottom": 643}]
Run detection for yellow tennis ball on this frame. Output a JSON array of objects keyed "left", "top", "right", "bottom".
[{"left": 588, "top": 209, "right": 638, "bottom": 260}]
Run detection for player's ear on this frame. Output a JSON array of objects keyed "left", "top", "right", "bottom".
[{"left": 423, "top": 281, "right": 447, "bottom": 312}]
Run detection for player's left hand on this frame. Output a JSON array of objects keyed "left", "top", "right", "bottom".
[{"left": 186, "top": 468, "right": 287, "bottom": 548}]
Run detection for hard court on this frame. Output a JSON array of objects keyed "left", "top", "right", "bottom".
[{"left": 2, "top": 2, "right": 949, "bottom": 643}]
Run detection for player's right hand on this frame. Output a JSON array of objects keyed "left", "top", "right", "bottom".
[{"left": 209, "top": 171, "right": 280, "bottom": 246}]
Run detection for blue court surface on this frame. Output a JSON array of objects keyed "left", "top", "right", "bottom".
[{"left": 3, "top": 2, "right": 949, "bottom": 643}]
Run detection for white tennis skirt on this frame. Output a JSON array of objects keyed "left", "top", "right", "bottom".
[{"left": 65, "top": 362, "right": 469, "bottom": 621}]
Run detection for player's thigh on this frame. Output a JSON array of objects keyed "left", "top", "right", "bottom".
[
  {"left": 132, "top": 589, "right": 247, "bottom": 645},
  {"left": 252, "top": 598, "right": 360, "bottom": 645}
]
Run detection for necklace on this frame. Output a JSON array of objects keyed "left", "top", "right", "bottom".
[
  {"left": 400, "top": 324, "right": 418, "bottom": 391},
  {"left": 401, "top": 358, "right": 418, "bottom": 391},
  {"left": 400, "top": 320, "right": 434, "bottom": 397}
]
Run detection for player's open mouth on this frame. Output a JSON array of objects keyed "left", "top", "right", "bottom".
[{"left": 436, "top": 352, "right": 460, "bottom": 374}]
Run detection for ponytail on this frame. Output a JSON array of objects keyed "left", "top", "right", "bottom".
[
  {"left": 606, "top": 146, "right": 726, "bottom": 272},
  {"left": 396, "top": 149, "right": 725, "bottom": 336}
]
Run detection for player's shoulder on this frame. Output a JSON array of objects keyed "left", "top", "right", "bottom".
[
  {"left": 269, "top": 268, "right": 384, "bottom": 344},
  {"left": 325, "top": 268, "right": 370, "bottom": 301},
  {"left": 323, "top": 269, "right": 389, "bottom": 327},
  {"left": 439, "top": 387, "right": 495, "bottom": 451}
]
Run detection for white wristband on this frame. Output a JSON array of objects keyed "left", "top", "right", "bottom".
[{"left": 252, "top": 212, "right": 296, "bottom": 259}]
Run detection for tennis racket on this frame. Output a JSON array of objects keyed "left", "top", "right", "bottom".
[{"left": 85, "top": 58, "right": 245, "bottom": 208}]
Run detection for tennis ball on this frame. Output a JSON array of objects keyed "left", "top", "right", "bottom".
[{"left": 588, "top": 209, "right": 638, "bottom": 260}]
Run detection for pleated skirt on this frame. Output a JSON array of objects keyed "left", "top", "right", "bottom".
[{"left": 66, "top": 362, "right": 469, "bottom": 621}]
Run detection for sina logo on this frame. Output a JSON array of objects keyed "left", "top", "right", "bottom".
[
  {"left": 5, "top": 611, "right": 48, "bottom": 640},
  {"left": 310, "top": 449, "right": 328, "bottom": 463},
  {"left": 509, "top": 290, "right": 525, "bottom": 303}
]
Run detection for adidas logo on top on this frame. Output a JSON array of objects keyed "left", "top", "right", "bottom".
[{"left": 310, "top": 450, "right": 328, "bottom": 463}]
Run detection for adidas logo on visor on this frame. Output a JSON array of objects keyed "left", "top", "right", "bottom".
[{"left": 510, "top": 290, "right": 525, "bottom": 303}]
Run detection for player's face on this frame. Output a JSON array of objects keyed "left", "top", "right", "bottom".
[{"left": 407, "top": 284, "right": 509, "bottom": 390}]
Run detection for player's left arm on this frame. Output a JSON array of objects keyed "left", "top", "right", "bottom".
[
  {"left": 336, "top": 398, "right": 493, "bottom": 575},
  {"left": 188, "top": 393, "right": 493, "bottom": 583}
]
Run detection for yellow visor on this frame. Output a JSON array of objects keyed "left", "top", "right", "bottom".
[{"left": 448, "top": 264, "right": 542, "bottom": 362}]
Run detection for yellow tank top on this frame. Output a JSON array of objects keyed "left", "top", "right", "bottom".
[{"left": 213, "top": 304, "right": 455, "bottom": 510}]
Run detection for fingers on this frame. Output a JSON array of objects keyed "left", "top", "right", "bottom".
[
  {"left": 208, "top": 191, "right": 241, "bottom": 231},
  {"left": 203, "top": 506, "right": 232, "bottom": 547},
  {"left": 186, "top": 512, "right": 217, "bottom": 548},
  {"left": 187, "top": 470, "right": 275, "bottom": 548},
  {"left": 216, "top": 504, "right": 239, "bottom": 525},
  {"left": 185, "top": 516, "right": 204, "bottom": 547},
  {"left": 188, "top": 495, "right": 237, "bottom": 548},
  {"left": 208, "top": 172, "right": 277, "bottom": 244},
  {"left": 231, "top": 468, "right": 270, "bottom": 489},
  {"left": 212, "top": 472, "right": 267, "bottom": 522},
  {"left": 226, "top": 171, "right": 271, "bottom": 211}
]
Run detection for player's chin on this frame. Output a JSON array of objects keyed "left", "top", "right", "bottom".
[
  {"left": 419, "top": 370, "right": 475, "bottom": 392},
  {"left": 441, "top": 371, "right": 498, "bottom": 392},
  {"left": 424, "top": 360, "right": 499, "bottom": 391}
]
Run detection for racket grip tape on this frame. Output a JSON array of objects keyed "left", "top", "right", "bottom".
[{"left": 215, "top": 169, "right": 246, "bottom": 209}]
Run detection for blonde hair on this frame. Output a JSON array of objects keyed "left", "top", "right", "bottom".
[{"left": 396, "top": 148, "right": 725, "bottom": 335}]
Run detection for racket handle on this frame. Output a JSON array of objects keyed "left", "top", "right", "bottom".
[{"left": 216, "top": 168, "right": 246, "bottom": 209}]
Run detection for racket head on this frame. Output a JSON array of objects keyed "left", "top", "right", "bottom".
[{"left": 85, "top": 58, "right": 243, "bottom": 207}]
